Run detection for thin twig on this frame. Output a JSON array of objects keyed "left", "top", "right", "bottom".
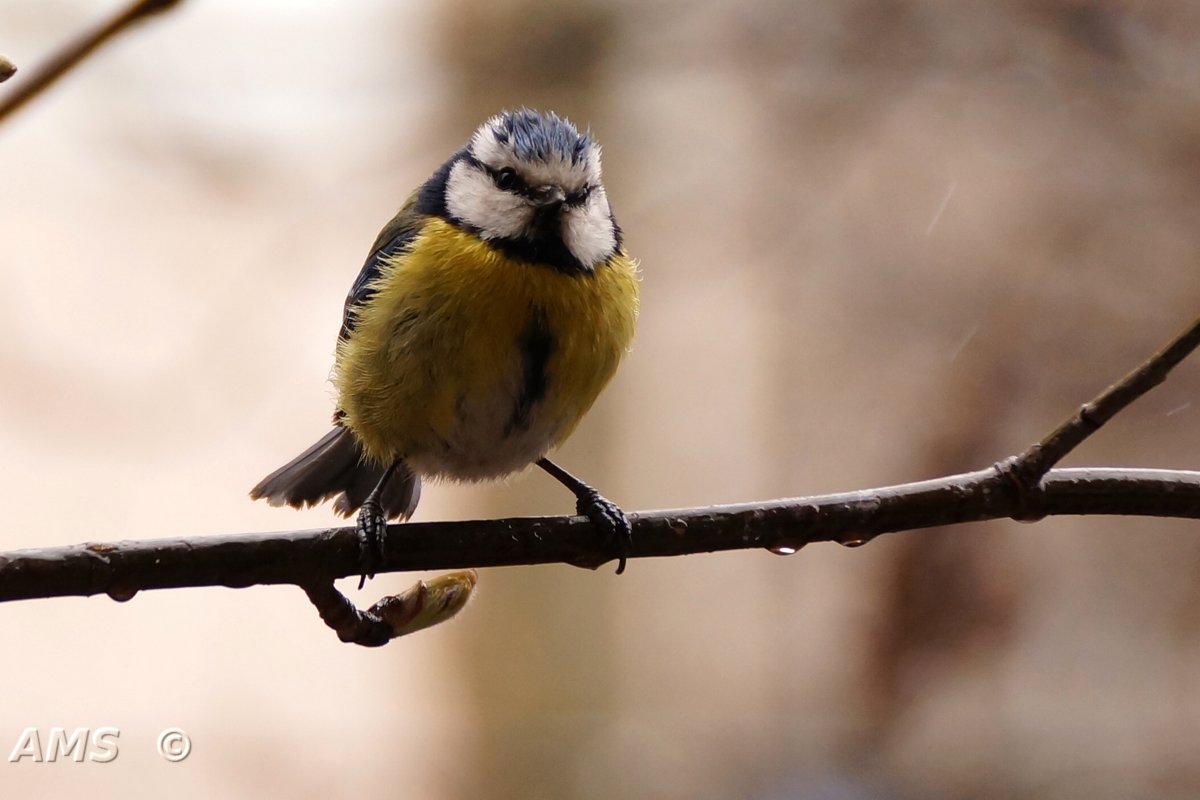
[
  {"left": 303, "top": 580, "right": 396, "bottom": 646},
  {"left": 0, "top": 0, "right": 183, "bottom": 125},
  {"left": 302, "top": 571, "right": 477, "bottom": 647},
  {"left": 996, "top": 315, "right": 1200, "bottom": 516}
]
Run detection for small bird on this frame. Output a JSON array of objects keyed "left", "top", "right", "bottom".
[{"left": 251, "top": 109, "right": 639, "bottom": 580}]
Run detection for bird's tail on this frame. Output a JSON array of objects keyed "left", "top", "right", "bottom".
[{"left": 250, "top": 426, "right": 420, "bottom": 520}]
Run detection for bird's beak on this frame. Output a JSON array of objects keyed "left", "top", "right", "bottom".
[{"left": 530, "top": 185, "right": 566, "bottom": 209}]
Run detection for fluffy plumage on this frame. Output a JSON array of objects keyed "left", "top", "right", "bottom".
[{"left": 251, "top": 109, "right": 638, "bottom": 522}]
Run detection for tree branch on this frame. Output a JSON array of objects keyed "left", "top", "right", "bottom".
[
  {"left": 0, "top": 0, "right": 182, "bottom": 125},
  {"left": 1, "top": 467, "right": 1199, "bottom": 605},
  {"left": 3, "top": 311, "right": 1200, "bottom": 644}
]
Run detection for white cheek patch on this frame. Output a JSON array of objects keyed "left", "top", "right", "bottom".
[
  {"left": 562, "top": 186, "right": 617, "bottom": 267},
  {"left": 445, "top": 160, "right": 531, "bottom": 240}
]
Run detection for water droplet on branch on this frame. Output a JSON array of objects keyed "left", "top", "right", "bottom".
[{"left": 838, "top": 534, "right": 875, "bottom": 548}]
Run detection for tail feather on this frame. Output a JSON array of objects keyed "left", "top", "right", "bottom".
[
  {"left": 250, "top": 427, "right": 420, "bottom": 520},
  {"left": 331, "top": 459, "right": 421, "bottom": 519}
]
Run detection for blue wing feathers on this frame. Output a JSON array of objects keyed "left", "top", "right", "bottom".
[{"left": 338, "top": 224, "right": 422, "bottom": 341}]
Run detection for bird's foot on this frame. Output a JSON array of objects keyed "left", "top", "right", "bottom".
[
  {"left": 356, "top": 499, "right": 387, "bottom": 590},
  {"left": 576, "top": 489, "right": 632, "bottom": 574}
]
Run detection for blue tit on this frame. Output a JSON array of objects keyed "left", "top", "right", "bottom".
[{"left": 251, "top": 108, "right": 640, "bottom": 579}]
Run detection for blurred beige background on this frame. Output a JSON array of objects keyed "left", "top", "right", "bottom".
[{"left": 4, "top": 1, "right": 1200, "bottom": 798}]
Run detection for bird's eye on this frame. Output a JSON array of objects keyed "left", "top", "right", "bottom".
[
  {"left": 567, "top": 184, "right": 592, "bottom": 206},
  {"left": 494, "top": 167, "right": 519, "bottom": 191}
]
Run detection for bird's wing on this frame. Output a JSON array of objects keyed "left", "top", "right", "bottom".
[{"left": 338, "top": 193, "right": 425, "bottom": 342}]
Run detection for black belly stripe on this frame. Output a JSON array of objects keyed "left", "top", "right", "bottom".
[{"left": 509, "top": 308, "right": 554, "bottom": 433}]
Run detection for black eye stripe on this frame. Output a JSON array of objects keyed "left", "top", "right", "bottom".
[
  {"left": 565, "top": 185, "right": 592, "bottom": 206},
  {"left": 474, "top": 157, "right": 592, "bottom": 205},
  {"left": 493, "top": 166, "right": 522, "bottom": 191},
  {"left": 485, "top": 165, "right": 532, "bottom": 196}
]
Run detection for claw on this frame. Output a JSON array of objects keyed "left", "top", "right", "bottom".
[
  {"left": 576, "top": 489, "right": 632, "bottom": 574},
  {"left": 356, "top": 500, "right": 386, "bottom": 590}
]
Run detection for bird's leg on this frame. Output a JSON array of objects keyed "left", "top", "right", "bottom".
[
  {"left": 537, "top": 457, "right": 632, "bottom": 574},
  {"left": 357, "top": 459, "right": 402, "bottom": 589}
]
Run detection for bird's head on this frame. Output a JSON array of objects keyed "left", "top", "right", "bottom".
[{"left": 443, "top": 109, "right": 620, "bottom": 273}]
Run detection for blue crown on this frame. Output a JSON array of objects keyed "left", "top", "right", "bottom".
[{"left": 491, "top": 109, "right": 592, "bottom": 166}]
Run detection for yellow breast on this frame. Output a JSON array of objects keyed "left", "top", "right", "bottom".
[{"left": 333, "top": 217, "right": 639, "bottom": 479}]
